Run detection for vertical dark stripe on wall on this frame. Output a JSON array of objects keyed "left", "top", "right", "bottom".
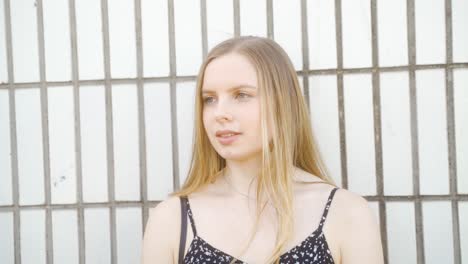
[
  {"left": 200, "top": 0, "right": 208, "bottom": 59},
  {"left": 266, "top": 0, "right": 274, "bottom": 39},
  {"left": 300, "top": 0, "right": 311, "bottom": 110},
  {"left": 3, "top": 0, "right": 21, "bottom": 263},
  {"left": 406, "top": 1, "right": 425, "bottom": 263},
  {"left": 167, "top": 0, "right": 180, "bottom": 192},
  {"left": 100, "top": 0, "right": 117, "bottom": 263},
  {"left": 233, "top": 0, "right": 240, "bottom": 37},
  {"left": 370, "top": 0, "right": 389, "bottom": 263},
  {"left": 36, "top": 1, "right": 54, "bottom": 263},
  {"left": 334, "top": 0, "right": 348, "bottom": 190},
  {"left": 68, "top": 1, "right": 86, "bottom": 264},
  {"left": 444, "top": 0, "right": 461, "bottom": 263},
  {"left": 134, "top": 0, "right": 150, "bottom": 231}
]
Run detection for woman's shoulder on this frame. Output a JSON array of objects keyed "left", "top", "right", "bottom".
[
  {"left": 331, "top": 187, "right": 374, "bottom": 224},
  {"left": 332, "top": 188, "right": 384, "bottom": 261},
  {"left": 328, "top": 185, "right": 368, "bottom": 206},
  {"left": 142, "top": 195, "right": 183, "bottom": 263},
  {"left": 294, "top": 171, "right": 376, "bottom": 233},
  {"left": 324, "top": 187, "right": 383, "bottom": 260},
  {"left": 148, "top": 195, "right": 184, "bottom": 233},
  {"left": 154, "top": 194, "right": 181, "bottom": 212},
  {"left": 300, "top": 180, "right": 374, "bottom": 224},
  {"left": 294, "top": 170, "right": 370, "bottom": 212}
]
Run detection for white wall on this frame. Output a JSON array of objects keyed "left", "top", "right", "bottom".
[{"left": 0, "top": 0, "right": 467, "bottom": 263}]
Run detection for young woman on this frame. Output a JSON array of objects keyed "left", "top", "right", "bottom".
[{"left": 142, "top": 36, "right": 384, "bottom": 264}]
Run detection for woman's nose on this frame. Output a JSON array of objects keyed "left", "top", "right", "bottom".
[{"left": 214, "top": 100, "right": 233, "bottom": 122}]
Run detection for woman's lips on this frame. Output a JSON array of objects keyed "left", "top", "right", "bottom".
[{"left": 216, "top": 133, "right": 240, "bottom": 145}]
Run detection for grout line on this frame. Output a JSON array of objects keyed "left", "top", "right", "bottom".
[
  {"left": 36, "top": 1, "right": 54, "bottom": 263},
  {"left": 444, "top": 0, "right": 461, "bottom": 263},
  {"left": 100, "top": 0, "right": 117, "bottom": 263},
  {"left": 200, "top": 0, "right": 208, "bottom": 59},
  {"left": 0, "top": 201, "right": 162, "bottom": 212},
  {"left": 2, "top": 63, "right": 468, "bottom": 90},
  {"left": 406, "top": 1, "right": 425, "bottom": 263},
  {"left": 1, "top": 194, "right": 467, "bottom": 212},
  {"left": 233, "top": 0, "right": 240, "bottom": 37},
  {"left": 266, "top": 0, "right": 274, "bottom": 39},
  {"left": 334, "top": 0, "right": 348, "bottom": 189},
  {"left": 3, "top": 0, "right": 21, "bottom": 263},
  {"left": 167, "top": 0, "right": 180, "bottom": 192},
  {"left": 370, "top": 1, "right": 388, "bottom": 262},
  {"left": 300, "top": 0, "right": 310, "bottom": 110},
  {"left": 67, "top": 1, "right": 85, "bottom": 264},
  {"left": 134, "top": 0, "right": 149, "bottom": 231}
]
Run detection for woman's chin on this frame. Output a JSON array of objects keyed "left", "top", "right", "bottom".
[{"left": 217, "top": 149, "right": 260, "bottom": 162}]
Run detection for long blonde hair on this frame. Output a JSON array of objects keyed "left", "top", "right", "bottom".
[{"left": 170, "top": 36, "right": 336, "bottom": 263}]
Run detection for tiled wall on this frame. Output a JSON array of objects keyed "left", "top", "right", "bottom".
[{"left": 0, "top": 0, "right": 467, "bottom": 263}]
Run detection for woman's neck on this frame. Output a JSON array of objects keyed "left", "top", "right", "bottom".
[{"left": 222, "top": 159, "right": 261, "bottom": 197}]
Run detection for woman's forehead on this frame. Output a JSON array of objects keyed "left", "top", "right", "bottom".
[{"left": 202, "top": 54, "right": 258, "bottom": 90}]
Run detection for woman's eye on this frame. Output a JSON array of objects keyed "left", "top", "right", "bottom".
[
  {"left": 236, "top": 93, "right": 250, "bottom": 99},
  {"left": 203, "top": 93, "right": 250, "bottom": 104},
  {"left": 203, "top": 97, "right": 215, "bottom": 104}
]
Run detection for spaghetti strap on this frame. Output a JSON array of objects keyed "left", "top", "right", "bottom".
[
  {"left": 317, "top": 187, "right": 339, "bottom": 232},
  {"left": 178, "top": 197, "right": 188, "bottom": 264},
  {"left": 185, "top": 197, "right": 198, "bottom": 236}
]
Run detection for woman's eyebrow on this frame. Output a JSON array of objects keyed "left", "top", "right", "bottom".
[{"left": 202, "top": 84, "right": 256, "bottom": 94}]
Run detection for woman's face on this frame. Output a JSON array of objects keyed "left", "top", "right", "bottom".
[{"left": 202, "top": 53, "right": 266, "bottom": 161}]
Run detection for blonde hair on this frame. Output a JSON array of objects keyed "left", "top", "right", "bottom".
[{"left": 170, "top": 36, "right": 336, "bottom": 263}]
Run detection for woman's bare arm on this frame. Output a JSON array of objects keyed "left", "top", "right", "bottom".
[
  {"left": 141, "top": 197, "right": 180, "bottom": 264},
  {"left": 340, "top": 192, "right": 385, "bottom": 264}
]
